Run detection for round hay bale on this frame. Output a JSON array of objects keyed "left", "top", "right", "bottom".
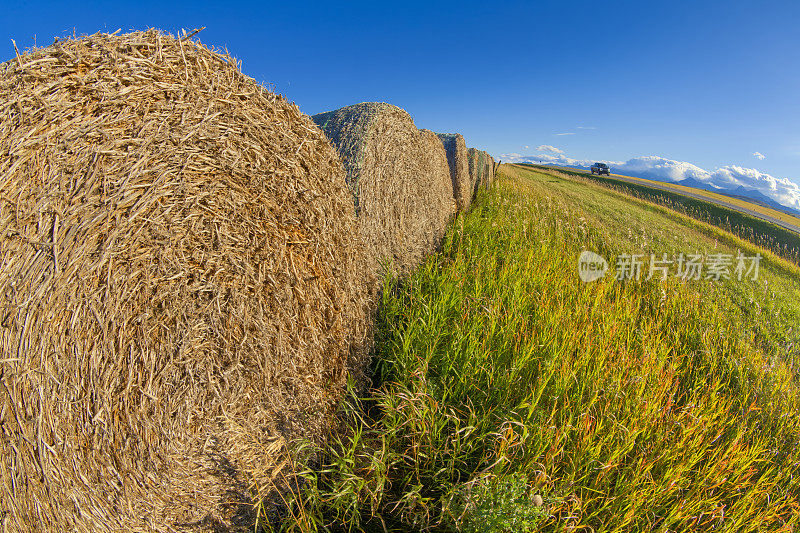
[
  {"left": 468, "top": 147, "right": 491, "bottom": 195},
  {"left": 467, "top": 149, "right": 496, "bottom": 195},
  {"left": 467, "top": 147, "right": 482, "bottom": 195},
  {"left": 419, "top": 129, "right": 458, "bottom": 239},
  {"left": 485, "top": 152, "right": 496, "bottom": 188},
  {"left": 435, "top": 133, "right": 471, "bottom": 211},
  {"left": 312, "top": 103, "right": 454, "bottom": 273},
  {"left": 0, "top": 30, "right": 374, "bottom": 531}
]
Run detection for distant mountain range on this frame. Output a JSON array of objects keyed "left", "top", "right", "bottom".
[
  {"left": 675, "top": 177, "right": 717, "bottom": 191},
  {"left": 676, "top": 178, "right": 800, "bottom": 217}
]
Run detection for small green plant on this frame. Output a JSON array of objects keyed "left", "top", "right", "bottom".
[{"left": 449, "top": 474, "right": 547, "bottom": 532}]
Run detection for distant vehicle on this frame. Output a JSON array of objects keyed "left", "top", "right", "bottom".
[{"left": 591, "top": 163, "right": 610, "bottom": 175}]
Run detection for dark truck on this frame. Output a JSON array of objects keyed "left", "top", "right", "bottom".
[{"left": 590, "top": 162, "right": 610, "bottom": 175}]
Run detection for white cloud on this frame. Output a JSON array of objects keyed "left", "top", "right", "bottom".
[
  {"left": 501, "top": 152, "right": 608, "bottom": 169},
  {"left": 618, "top": 156, "right": 711, "bottom": 183},
  {"left": 555, "top": 132, "right": 576, "bottom": 136},
  {"left": 536, "top": 145, "right": 563, "bottom": 154},
  {"left": 500, "top": 152, "right": 800, "bottom": 211},
  {"left": 576, "top": 126, "right": 597, "bottom": 130},
  {"left": 709, "top": 166, "right": 800, "bottom": 209},
  {"left": 753, "top": 152, "right": 766, "bottom": 160}
]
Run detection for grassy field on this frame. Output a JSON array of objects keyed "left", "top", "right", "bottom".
[
  {"left": 526, "top": 164, "right": 800, "bottom": 265},
  {"left": 275, "top": 164, "right": 800, "bottom": 532},
  {"left": 542, "top": 164, "right": 800, "bottom": 230}
]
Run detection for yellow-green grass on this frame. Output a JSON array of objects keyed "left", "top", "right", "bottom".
[
  {"left": 527, "top": 164, "right": 800, "bottom": 266},
  {"left": 544, "top": 164, "right": 800, "bottom": 230},
  {"left": 277, "top": 164, "right": 800, "bottom": 532}
]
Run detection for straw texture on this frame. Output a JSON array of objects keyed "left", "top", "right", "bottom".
[
  {"left": 0, "top": 30, "right": 374, "bottom": 531},
  {"left": 485, "top": 152, "right": 496, "bottom": 189},
  {"left": 468, "top": 148, "right": 495, "bottom": 195},
  {"left": 419, "top": 129, "right": 458, "bottom": 241},
  {"left": 435, "top": 133, "right": 471, "bottom": 211},
  {"left": 313, "top": 103, "right": 454, "bottom": 273}
]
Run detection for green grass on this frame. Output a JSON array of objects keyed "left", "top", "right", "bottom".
[
  {"left": 523, "top": 163, "right": 800, "bottom": 265},
  {"left": 275, "top": 164, "right": 800, "bottom": 532}
]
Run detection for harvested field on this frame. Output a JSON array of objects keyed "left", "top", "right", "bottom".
[
  {"left": 436, "top": 133, "right": 471, "bottom": 211},
  {"left": 0, "top": 30, "right": 374, "bottom": 531},
  {"left": 313, "top": 103, "right": 454, "bottom": 273}
]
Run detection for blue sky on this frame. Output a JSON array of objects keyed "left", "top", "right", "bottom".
[{"left": 3, "top": 0, "right": 800, "bottom": 207}]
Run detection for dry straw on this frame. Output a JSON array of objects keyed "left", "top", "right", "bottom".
[
  {"left": 0, "top": 29, "right": 374, "bottom": 531},
  {"left": 313, "top": 103, "right": 454, "bottom": 273},
  {"left": 435, "top": 133, "right": 471, "bottom": 211},
  {"left": 420, "top": 129, "right": 458, "bottom": 239},
  {"left": 467, "top": 147, "right": 482, "bottom": 195}
]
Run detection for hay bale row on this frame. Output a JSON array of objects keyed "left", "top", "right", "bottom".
[
  {"left": 0, "top": 30, "right": 375, "bottom": 531},
  {"left": 435, "top": 133, "right": 471, "bottom": 211},
  {"left": 467, "top": 147, "right": 485, "bottom": 195},
  {"left": 313, "top": 103, "right": 454, "bottom": 273},
  {"left": 482, "top": 151, "right": 496, "bottom": 190},
  {"left": 486, "top": 153, "right": 496, "bottom": 187},
  {"left": 467, "top": 148, "right": 495, "bottom": 195}
]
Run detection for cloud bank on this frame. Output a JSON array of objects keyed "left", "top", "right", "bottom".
[
  {"left": 500, "top": 152, "right": 800, "bottom": 211},
  {"left": 536, "top": 144, "right": 563, "bottom": 154}
]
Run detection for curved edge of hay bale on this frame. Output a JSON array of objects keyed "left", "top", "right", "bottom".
[
  {"left": 313, "top": 103, "right": 454, "bottom": 274},
  {"left": 0, "top": 30, "right": 375, "bottom": 531},
  {"left": 311, "top": 102, "right": 398, "bottom": 214}
]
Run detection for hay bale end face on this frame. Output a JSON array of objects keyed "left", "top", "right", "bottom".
[
  {"left": 435, "top": 133, "right": 471, "bottom": 211},
  {"left": 313, "top": 103, "right": 454, "bottom": 273},
  {"left": 0, "top": 30, "right": 374, "bottom": 530}
]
